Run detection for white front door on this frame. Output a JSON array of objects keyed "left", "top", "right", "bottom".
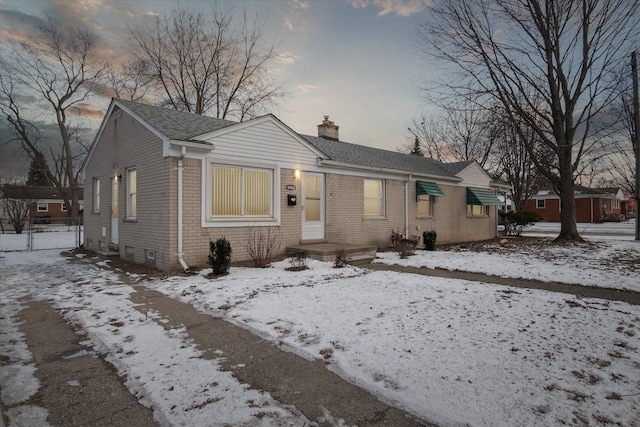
[
  {"left": 111, "top": 178, "right": 119, "bottom": 245},
  {"left": 302, "top": 172, "right": 324, "bottom": 240}
]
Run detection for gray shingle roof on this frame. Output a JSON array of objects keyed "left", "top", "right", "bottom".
[
  {"left": 113, "top": 100, "right": 465, "bottom": 180},
  {"left": 301, "top": 135, "right": 456, "bottom": 179},
  {"left": 116, "top": 99, "right": 237, "bottom": 142}
]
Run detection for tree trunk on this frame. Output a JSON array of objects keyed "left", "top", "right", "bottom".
[{"left": 556, "top": 163, "right": 582, "bottom": 241}]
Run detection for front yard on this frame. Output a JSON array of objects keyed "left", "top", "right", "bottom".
[{"left": 1, "top": 233, "right": 639, "bottom": 426}]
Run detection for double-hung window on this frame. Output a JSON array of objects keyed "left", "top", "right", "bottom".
[
  {"left": 209, "top": 163, "right": 274, "bottom": 219},
  {"left": 126, "top": 168, "right": 137, "bottom": 219},
  {"left": 536, "top": 199, "right": 545, "bottom": 209},
  {"left": 37, "top": 203, "right": 48, "bottom": 212},
  {"left": 93, "top": 178, "right": 100, "bottom": 212},
  {"left": 364, "top": 179, "right": 384, "bottom": 216}
]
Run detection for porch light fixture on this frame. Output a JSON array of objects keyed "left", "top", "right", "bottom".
[{"left": 293, "top": 168, "right": 301, "bottom": 180}]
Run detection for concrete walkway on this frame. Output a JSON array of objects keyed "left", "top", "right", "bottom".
[
  {"left": 128, "top": 285, "right": 430, "bottom": 426},
  {"left": 12, "top": 299, "right": 157, "bottom": 426},
  {"left": 365, "top": 263, "right": 640, "bottom": 305}
]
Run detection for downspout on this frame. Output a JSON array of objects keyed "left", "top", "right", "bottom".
[
  {"left": 405, "top": 174, "right": 411, "bottom": 237},
  {"left": 177, "top": 146, "right": 189, "bottom": 272}
]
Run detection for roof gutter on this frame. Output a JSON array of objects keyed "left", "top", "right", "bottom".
[
  {"left": 169, "top": 139, "right": 215, "bottom": 153},
  {"left": 317, "top": 159, "right": 461, "bottom": 183}
]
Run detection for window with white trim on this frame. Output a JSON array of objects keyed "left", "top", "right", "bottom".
[
  {"left": 536, "top": 199, "right": 545, "bottom": 209},
  {"left": 417, "top": 195, "right": 435, "bottom": 217},
  {"left": 37, "top": 203, "right": 48, "bottom": 212},
  {"left": 93, "top": 178, "right": 100, "bottom": 212},
  {"left": 364, "top": 179, "right": 384, "bottom": 216},
  {"left": 126, "top": 168, "right": 137, "bottom": 219},
  {"left": 209, "top": 163, "right": 274, "bottom": 219},
  {"left": 467, "top": 204, "right": 489, "bottom": 217},
  {"left": 61, "top": 203, "right": 67, "bottom": 212}
]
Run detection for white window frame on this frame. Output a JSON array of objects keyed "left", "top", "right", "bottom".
[
  {"left": 37, "top": 202, "right": 48, "bottom": 212},
  {"left": 61, "top": 203, "right": 68, "bottom": 212},
  {"left": 467, "top": 204, "right": 489, "bottom": 217},
  {"left": 417, "top": 194, "right": 436, "bottom": 217},
  {"left": 126, "top": 168, "right": 137, "bottom": 220},
  {"left": 93, "top": 177, "right": 100, "bottom": 213},
  {"left": 536, "top": 199, "right": 545, "bottom": 209},
  {"left": 202, "top": 159, "right": 280, "bottom": 228},
  {"left": 364, "top": 178, "right": 385, "bottom": 217}
]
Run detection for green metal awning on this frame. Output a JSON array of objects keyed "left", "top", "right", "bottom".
[
  {"left": 466, "top": 187, "right": 502, "bottom": 206},
  {"left": 416, "top": 181, "right": 445, "bottom": 200}
]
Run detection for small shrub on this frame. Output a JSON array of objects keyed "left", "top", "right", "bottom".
[
  {"left": 423, "top": 230, "right": 437, "bottom": 251},
  {"left": 208, "top": 237, "right": 232, "bottom": 276},
  {"left": 244, "top": 227, "right": 280, "bottom": 268},
  {"left": 500, "top": 211, "right": 544, "bottom": 236},
  {"left": 333, "top": 248, "right": 347, "bottom": 268},
  {"left": 286, "top": 251, "right": 309, "bottom": 271},
  {"left": 391, "top": 230, "right": 419, "bottom": 259}
]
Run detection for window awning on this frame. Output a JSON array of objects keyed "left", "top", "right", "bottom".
[
  {"left": 416, "top": 181, "right": 445, "bottom": 199},
  {"left": 466, "top": 187, "right": 502, "bottom": 206}
]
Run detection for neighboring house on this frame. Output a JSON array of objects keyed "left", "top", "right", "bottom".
[
  {"left": 81, "top": 99, "right": 507, "bottom": 271},
  {"left": 0, "top": 185, "right": 84, "bottom": 224},
  {"left": 524, "top": 186, "right": 626, "bottom": 223}
]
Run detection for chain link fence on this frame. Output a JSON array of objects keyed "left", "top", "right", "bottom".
[{"left": 0, "top": 216, "right": 83, "bottom": 252}]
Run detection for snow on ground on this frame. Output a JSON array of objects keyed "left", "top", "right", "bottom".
[
  {"left": 1, "top": 231, "right": 639, "bottom": 427},
  {"left": 376, "top": 221, "right": 640, "bottom": 292}
]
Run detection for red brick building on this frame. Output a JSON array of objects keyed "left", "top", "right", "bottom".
[
  {"left": 524, "top": 186, "right": 626, "bottom": 223},
  {"left": 1, "top": 186, "right": 84, "bottom": 224}
]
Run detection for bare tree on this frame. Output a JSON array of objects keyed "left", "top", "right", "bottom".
[
  {"left": 418, "top": 0, "right": 640, "bottom": 241},
  {"left": 598, "top": 65, "right": 638, "bottom": 195},
  {"left": 410, "top": 100, "right": 496, "bottom": 167},
  {"left": 0, "top": 17, "right": 108, "bottom": 222},
  {"left": 0, "top": 185, "right": 32, "bottom": 234},
  {"left": 107, "top": 58, "right": 153, "bottom": 102},
  {"left": 491, "top": 108, "right": 550, "bottom": 211},
  {"left": 130, "top": 7, "right": 284, "bottom": 120}
]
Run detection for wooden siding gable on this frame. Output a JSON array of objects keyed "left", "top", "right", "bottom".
[
  {"left": 455, "top": 162, "right": 493, "bottom": 188},
  {"left": 196, "top": 115, "right": 326, "bottom": 169}
]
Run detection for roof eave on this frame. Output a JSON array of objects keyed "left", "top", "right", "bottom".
[{"left": 317, "top": 159, "right": 462, "bottom": 183}]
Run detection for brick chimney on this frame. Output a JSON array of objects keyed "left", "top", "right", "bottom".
[{"left": 317, "top": 115, "right": 339, "bottom": 140}]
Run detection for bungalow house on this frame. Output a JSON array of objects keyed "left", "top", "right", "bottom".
[
  {"left": 524, "top": 186, "right": 626, "bottom": 223},
  {"left": 0, "top": 185, "right": 84, "bottom": 225},
  {"left": 81, "top": 99, "right": 506, "bottom": 271}
]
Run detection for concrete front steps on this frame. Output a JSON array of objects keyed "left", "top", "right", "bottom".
[{"left": 285, "top": 241, "right": 377, "bottom": 264}]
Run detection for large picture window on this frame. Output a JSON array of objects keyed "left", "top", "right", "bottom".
[
  {"left": 126, "top": 168, "right": 137, "bottom": 219},
  {"left": 364, "top": 179, "right": 384, "bottom": 216},
  {"left": 210, "top": 164, "right": 273, "bottom": 218}
]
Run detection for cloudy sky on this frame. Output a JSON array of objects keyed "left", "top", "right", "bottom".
[{"left": 0, "top": 0, "right": 435, "bottom": 179}]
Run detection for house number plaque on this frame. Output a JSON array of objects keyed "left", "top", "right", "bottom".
[{"left": 286, "top": 185, "right": 296, "bottom": 190}]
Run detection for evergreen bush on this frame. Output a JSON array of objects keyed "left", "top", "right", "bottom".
[
  {"left": 208, "top": 237, "right": 232, "bottom": 276},
  {"left": 423, "top": 230, "right": 437, "bottom": 251}
]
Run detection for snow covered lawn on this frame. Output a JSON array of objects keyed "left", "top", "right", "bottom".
[
  {"left": 375, "top": 237, "right": 640, "bottom": 292},
  {"left": 1, "top": 235, "right": 639, "bottom": 426}
]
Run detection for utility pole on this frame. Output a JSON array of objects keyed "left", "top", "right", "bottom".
[{"left": 633, "top": 51, "right": 639, "bottom": 241}]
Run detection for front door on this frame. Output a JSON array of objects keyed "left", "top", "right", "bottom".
[
  {"left": 111, "top": 178, "right": 119, "bottom": 245},
  {"left": 302, "top": 172, "right": 324, "bottom": 240}
]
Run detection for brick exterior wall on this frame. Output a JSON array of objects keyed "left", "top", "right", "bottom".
[
  {"left": 525, "top": 197, "right": 622, "bottom": 223},
  {"left": 84, "top": 110, "right": 173, "bottom": 270}
]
